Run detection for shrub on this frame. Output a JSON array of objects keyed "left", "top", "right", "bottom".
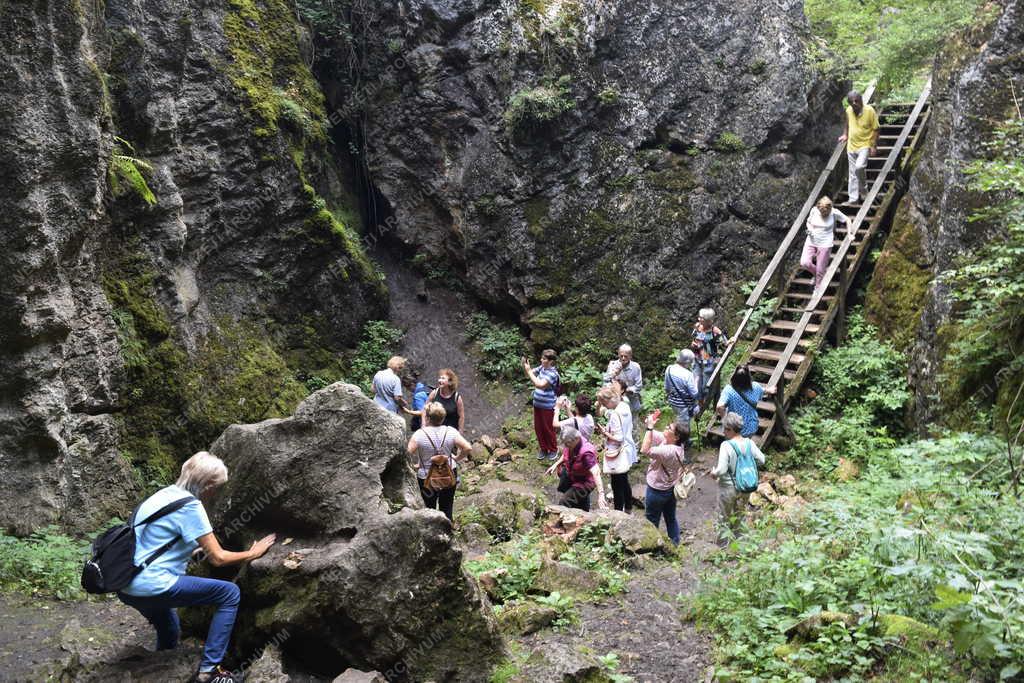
[
  {"left": 0, "top": 527, "right": 92, "bottom": 600},
  {"left": 465, "top": 313, "right": 526, "bottom": 380},
  {"left": 596, "top": 86, "right": 621, "bottom": 106},
  {"left": 780, "top": 312, "right": 909, "bottom": 472},
  {"left": 695, "top": 433, "right": 1024, "bottom": 681},
  {"left": 805, "top": 0, "right": 984, "bottom": 93}
]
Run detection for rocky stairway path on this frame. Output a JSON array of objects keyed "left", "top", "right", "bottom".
[{"left": 705, "top": 82, "right": 933, "bottom": 447}]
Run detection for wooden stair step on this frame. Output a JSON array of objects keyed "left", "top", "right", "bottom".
[
  {"left": 760, "top": 333, "right": 813, "bottom": 347},
  {"left": 751, "top": 348, "right": 807, "bottom": 365},
  {"left": 769, "top": 320, "right": 821, "bottom": 333},
  {"left": 786, "top": 292, "right": 836, "bottom": 301},
  {"left": 791, "top": 278, "right": 837, "bottom": 288},
  {"left": 779, "top": 306, "right": 827, "bottom": 316},
  {"left": 746, "top": 363, "right": 797, "bottom": 380}
]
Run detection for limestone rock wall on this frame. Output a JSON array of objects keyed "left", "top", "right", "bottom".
[
  {"left": 0, "top": 0, "right": 386, "bottom": 534},
  {"left": 312, "top": 0, "right": 842, "bottom": 360}
]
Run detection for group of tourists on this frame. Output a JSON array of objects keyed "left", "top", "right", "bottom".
[
  {"left": 364, "top": 305, "right": 775, "bottom": 552},
  {"left": 104, "top": 91, "right": 878, "bottom": 682}
]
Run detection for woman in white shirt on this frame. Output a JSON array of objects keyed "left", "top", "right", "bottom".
[
  {"left": 801, "top": 196, "right": 848, "bottom": 291},
  {"left": 595, "top": 386, "right": 635, "bottom": 513}
]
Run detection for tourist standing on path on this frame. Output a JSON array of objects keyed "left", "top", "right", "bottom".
[
  {"left": 522, "top": 350, "right": 561, "bottom": 461},
  {"left": 546, "top": 425, "right": 605, "bottom": 511},
  {"left": 716, "top": 365, "right": 775, "bottom": 438},
  {"left": 665, "top": 349, "right": 700, "bottom": 428},
  {"left": 639, "top": 410, "right": 687, "bottom": 545},
  {"left": 596, "top": 386, "right": 635, "bottom": 513},
  {"left": 372, "top": 356, "right": 407, "bottom": 414},
  {"left": 709, "top": 412, "right": 766, "bottom": 544},
  {"left": 553, "top": 394, "right": 595, "bottom": 442},
  {"left": 691, "top": 309, "right": 730, "bottom": 400},
  {"left": 839, "top": 90, "right": 879, "bottom": 207},
  {"left": 117, "top": 452, "right": 277, "bottom": 683},
  {"left": 427, "top": 368, "right": 465, "bottom": 432},
  {"left": 407, "top": 402, "right": 471, "bottom": 521},
  {"left": 603, "top": 344, "right": 643, "bottom": 416},
  {"left": 802, "top": 196, "right": 848, "bottom": 291}
]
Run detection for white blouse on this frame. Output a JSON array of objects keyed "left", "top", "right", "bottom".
[{"left": 805, "top": 207, "right": 849, "bottom": 248}]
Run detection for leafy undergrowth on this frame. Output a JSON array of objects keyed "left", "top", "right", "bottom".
[
  {"left": 781, "top": 313, "right": 910, "bottom": 473},
  {"left": 694, "top": 433, "right": 1024, "bottom": 681},
  {"left": 0, "top": 526, "right": 92, "bottom": 600},
  {"left": 465, "top": 526, "right": 631, "bottom": 626}
]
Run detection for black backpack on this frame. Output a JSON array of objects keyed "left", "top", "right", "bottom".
[{"left": 81, "top": 494, "right": 195, "bottom": 594}]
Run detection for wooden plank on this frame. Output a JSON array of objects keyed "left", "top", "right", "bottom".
[
  {"left": 751, "top": 349, "right": 807, "bottom": 365},
  {"left": 769, "top": 320, "right": 821, "bottom": 333}
]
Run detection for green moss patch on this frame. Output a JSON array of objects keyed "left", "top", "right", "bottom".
[
  {"left": 223, "top": 0, "right": 327, "bottom": 140},
  {"left": 865, "top": 199, "right": 933, "bottom": 350}
]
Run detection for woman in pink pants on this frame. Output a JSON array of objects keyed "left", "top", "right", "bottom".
[{"left": 801, "top": 196, "right": 849, "bottom": 292}]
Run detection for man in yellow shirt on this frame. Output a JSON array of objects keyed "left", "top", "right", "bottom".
[{"left": 838, "top": 90, "right": 879, "bottom": 206}]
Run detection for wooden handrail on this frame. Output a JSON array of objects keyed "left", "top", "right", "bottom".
[
  {"left": 766, "top": 78, "right": 932, "bottom": 392},
  {"left": 703, "top": 83, "right": 877, "bottom": 397}
]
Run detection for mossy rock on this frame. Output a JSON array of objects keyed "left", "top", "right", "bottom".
[
  {"left": 865, "top": 198, "right": 933, "bottom": 349},
  {"left": 496, "top": 601, "right": 559, "bottom": 635},
  {"left": 878, "top": 614, "right": 940, "bottom": 646},
  {"left": 530, "top": 557, "right": 604, "bottom": 598}
]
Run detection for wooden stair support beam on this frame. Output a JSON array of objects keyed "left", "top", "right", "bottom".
[{"left": 772, "top": 376, "right": 793, "bottom": 440}]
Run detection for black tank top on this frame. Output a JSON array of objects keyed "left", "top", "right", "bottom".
[{"left": 434, "top": 390, "right": 460, "bottom": 429}]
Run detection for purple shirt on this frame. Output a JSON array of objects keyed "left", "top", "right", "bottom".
[{"left": 563, "top": 438, "right": 598, "bottom": 491}]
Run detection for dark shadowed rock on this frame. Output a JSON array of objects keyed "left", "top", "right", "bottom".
[{"left": 209, "top": 383, "right": 504, "bottom": 682}]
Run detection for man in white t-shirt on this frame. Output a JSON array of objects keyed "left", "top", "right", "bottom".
[{"left": 372, "top": 356, "right": 407, "bottom": 413}]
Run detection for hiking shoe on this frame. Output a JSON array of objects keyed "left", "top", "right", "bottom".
[
  {"left": 191, "top": 666, "right": 241, "bottom": 683},
  {"left": 536, "top": 451, "right": 547, "bottom": 461}
]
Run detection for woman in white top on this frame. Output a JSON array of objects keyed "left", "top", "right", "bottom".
[
  {"left": 801, "top": 196, "right": 849, "bottom": 291},
  {"left": 595, "top": 386, "right": 635, "bottom": 513},
  {"left": 407, "top": 402, "right": 471, "bottom": 521}
]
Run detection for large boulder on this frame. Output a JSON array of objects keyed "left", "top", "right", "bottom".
[{"left": 209, "top": 384, "right": 504, "bottom": 681}]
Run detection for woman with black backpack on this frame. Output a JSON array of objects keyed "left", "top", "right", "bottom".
[{"left": 116, "top": 452, "right": 276, "bottom": 683}]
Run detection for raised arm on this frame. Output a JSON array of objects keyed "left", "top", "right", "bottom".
[
  {"left": 522, "top": 358, "right": 550, "bottom": 389},
  {"left": 197, "top": 532, "right": 276, "bottom": 568}
]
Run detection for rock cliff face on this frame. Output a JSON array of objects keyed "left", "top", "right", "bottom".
[
  {"left": 312, "top": 0, "right": 840, "bottom": 358},
  {"left": 865, "top": 0, "right": 1023, "bottom": 426},
  {"left": 0, "top": 0, "right": 385, "bottom": 534},
  {"left": 208, "top": 383, "right": 504, "bottom": 681}
]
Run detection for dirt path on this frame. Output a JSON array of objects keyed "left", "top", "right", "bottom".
[{"left": 374, "top": 249, "right": 523, "bottom": 439}]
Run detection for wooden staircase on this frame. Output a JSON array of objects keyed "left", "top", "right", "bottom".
[{"left": 705, "top": 81, "right": 932, "bottom": 446}]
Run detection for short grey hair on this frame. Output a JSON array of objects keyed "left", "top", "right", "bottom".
[
  {"left": 558, "top": 424, "right": 581, "bottom": 445},
  {"left": 699, "top": 308, "right": 716, "bottom": 322},
  {"left": 176, "top": 451, "right": 228, "bottom": 496},
  {"left": 723, "top": 412, "right": 744, "bottom": 434},
  {"left": 676, "top": 349, "right": 695, "bottom": 367},
  {"left": 847, "top": 90, "right": 862, "bottom": 101},
  {"left": 617, "top": 344, "right": 632, "bottom": 355}
]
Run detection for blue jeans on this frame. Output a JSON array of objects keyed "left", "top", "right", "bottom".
[
  {"left": 118, "top": 575, "right": 240, "bottom": 672},
  {"left": 695, "top": 360, "right": 716, "bottom": 399},
  {"left": 645, "top": 486, "right": 680, "bottom": 545}
]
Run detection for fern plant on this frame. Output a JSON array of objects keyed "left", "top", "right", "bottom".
[{"left": 108, "top": 136, "right": 157, "bottom": 205}]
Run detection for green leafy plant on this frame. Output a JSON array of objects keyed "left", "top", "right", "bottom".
[
  {"left": 0, "top": 526, "right": 92, "bottom": 600},
  {"left": 557, "top": 340, "right": 605, "bottom": 395},
  {"left": 695, "top": 433, "right": 1024, "bottom": 681},
  {"left": 348, "top": 320, "right": 404, "bottom": 392},
  {"left": 108, "top": 136, "right": 156, "bottom": 205},
  {"left": 504, "top": 75, "right": 575, "bottom": 133},
  {"left": 597, "top": 86, "right": 621, "bottom": 106},
  {"left": 534, "top": 591, "right": 578, "bottom": 628},
  {"left": 804, "top": 0, "right": 984, "bottom": 93},
  {"left": 781, "top": 312, "right": 909, "bottom": 471},
  {"left": 465, "top": 313, "right": 527, "bottom": 380},
  {"left": 713, "top": 132, "right": 746, "bottom": 153}
]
